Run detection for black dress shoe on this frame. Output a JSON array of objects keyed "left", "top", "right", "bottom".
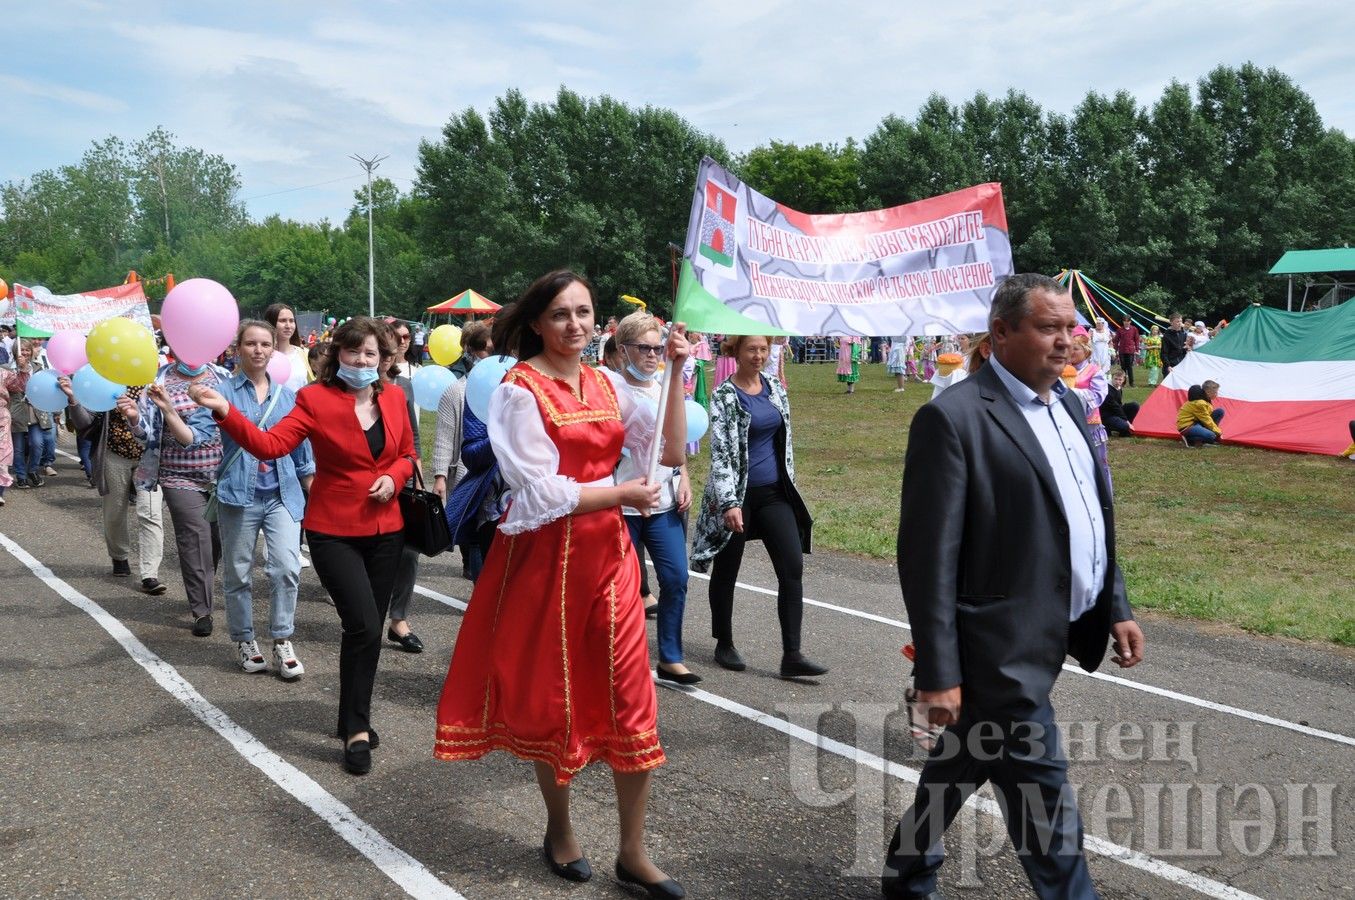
[
  {"left": 387, "top": 627, "right": 424, "bottom": 653},
  {"left": 780, "top": 651, "right": 828, "bottom": 678},
  {"left": 543, "top": 837, "right": 592, "bottom": 882},
  {"left": 615, "top": 859, "right": 684, "bottom": 899},
  {"left": 343, "top": 740, "right": 372, "bottom": 775},
  {"left": 191, "top": 615, "right": 213, "bottom": 637},
  {"left": 655, "top": 666, "right": 702, "bottom": 686},
  {"left": 336, "top": 726, "right": 380, "bottom": 750},
  {"left": 713, "top": 642, "right": 745, "bottom": 671}
]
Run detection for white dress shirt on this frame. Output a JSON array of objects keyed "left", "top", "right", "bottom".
[{"left": 988, "top": 355, "right": 1107, "bottom": 621}]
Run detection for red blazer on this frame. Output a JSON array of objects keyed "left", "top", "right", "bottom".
[{"left": 216, "top": 381, "right": 416, "bottom": 537}]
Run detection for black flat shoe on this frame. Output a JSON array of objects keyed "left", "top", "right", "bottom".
[
  {"left": 191, "top": 615, "right": 213, "bottom": 637},
  {"left": 543, "top": 837, "right": 592, "bottom": 882},
  {"left": 615, "top": 859, "right": 684, "bottom": 899},
  {"left": 343, "top": 740, "right": 372, "bottom": 775},
  {"left": 780, "top": 652, "right": 828, "bottom": 679},
  {"left": 335, "top": 727, "right": 380, "bottom": 750},
  {"left": 387, "top": 628, "right": 424, "bottom": 653},
  {"left": 713, "top": 642, "right": 745, "bottom": 671},
  {"left": 655, "top": 667, "right": 702, "bottom": 686}
]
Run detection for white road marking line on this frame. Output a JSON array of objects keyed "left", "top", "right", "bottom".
[
  {"left": 412, "top": 581, "right": 1263, "bottom": 900},
  {"left": 0, "top": 533, "right": 465, "bottom": 900},
  {"left": 659, "top": 563, "right": 1355, "bottom": 748}
]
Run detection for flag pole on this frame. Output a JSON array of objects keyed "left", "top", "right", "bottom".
[{"left": 645, "top": 361, "right": 675, "bottom": 484}]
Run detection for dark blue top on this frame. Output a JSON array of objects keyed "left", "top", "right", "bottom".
[{"left": 735, "top": 377, "right": 782, "bottom": 488}]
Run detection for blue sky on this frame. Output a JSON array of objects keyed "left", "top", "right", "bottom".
[{"left": 5, "top": 0, "right": 1353, "bottom": 224}]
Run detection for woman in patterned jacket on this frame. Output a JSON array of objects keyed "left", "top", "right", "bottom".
[{"left": 690, "top": 334, "right": 825, "bottom": 679}]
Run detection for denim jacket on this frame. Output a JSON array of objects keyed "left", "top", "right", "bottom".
[
  {"left": 134, "top": 363, "right": 226, "bottom": 492},
  {"left": 214, "top": 372, "right": 316, "bottom": 521}
]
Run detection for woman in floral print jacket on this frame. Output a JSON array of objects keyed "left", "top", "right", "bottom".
[{"left": 690, "top": 335, "right": 823, "bottom": 679}]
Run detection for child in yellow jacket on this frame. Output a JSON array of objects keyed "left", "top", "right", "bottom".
[{"left": 1177, "top": 380, "right": 1223, "bottom": 446}]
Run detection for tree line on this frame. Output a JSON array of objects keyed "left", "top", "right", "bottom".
[{"left": 3, "top": 64, "right": 1352, "bottom": 323}]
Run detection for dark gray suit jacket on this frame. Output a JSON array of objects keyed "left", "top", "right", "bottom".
[{"left": 897, "top": 362, "right": 1134, "bottom": 717}]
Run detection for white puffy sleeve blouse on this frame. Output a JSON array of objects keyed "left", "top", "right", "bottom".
[{"left": 487, "top": 367, "right": 660, "bottom": 534}]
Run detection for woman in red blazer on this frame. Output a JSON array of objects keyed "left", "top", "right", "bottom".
[{"left": 191, "top": 317, "right": 415, "bottom": 776}]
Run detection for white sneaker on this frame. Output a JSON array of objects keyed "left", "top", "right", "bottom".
[
  {"left": 237, "top": 640, "right": 268, "bottom": 673},
  {"left": 298, "top": 552, "right": 311, "bottom": 569},
  {"left": 273, "top": 641, "right": 304, "bottom": 680}
]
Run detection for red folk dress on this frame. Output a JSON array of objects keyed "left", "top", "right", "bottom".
[{"left": 434, "top": 362, "right": 665, "bottom": 785}]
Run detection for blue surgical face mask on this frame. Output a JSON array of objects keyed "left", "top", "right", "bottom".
[
  {"left": 175, "top": 361, "right": 208, "bottom": 377},
  {"left": 336, "top": 362, "right": 379, "bottom": 389},
  {"left": 625, "top": 363, "right": 658, "bottom": 383}
]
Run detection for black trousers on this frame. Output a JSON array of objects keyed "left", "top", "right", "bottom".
[
  {"left": 708, "top": 482, "right": 804, "bottom": 653},
  {"left": 882, "top": 701, "right": 1097, "bottom": 900},
  {"left": 307, "top": 530, "right": 405, "bottom": 738},
  {"left": 1116, "top": 351, "right": 1136, "bottom": 385}
]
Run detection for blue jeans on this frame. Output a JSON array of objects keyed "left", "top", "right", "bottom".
[
  {"left": 219, "top": 491, "right": 301, "bottom": 642},
  {"left": 12, "top": 425, "right": 49, "bottom": 479},
  {"left": 42, "top": 424, "right": 57, "bottom": 467},
  {"left": 77, "top": 436, "right": 94, "bottom": 477},
  {"left": 1183, "top": 408, "right": 1225, "bottom": 445},
  {"left": 625, "top": 509, "right": 689, "bottom": 665}
]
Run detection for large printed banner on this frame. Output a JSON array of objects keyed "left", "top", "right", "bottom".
[
  {"left": 11, "top": 281, "right": 153, "bottom": 336},
  {"left": 675, "top": 157, "right": 1013, "bottom": 336}
]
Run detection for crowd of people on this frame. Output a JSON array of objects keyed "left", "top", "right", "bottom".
[{"left": 2, "top": 274, "right": 1288, "bottom": 899}]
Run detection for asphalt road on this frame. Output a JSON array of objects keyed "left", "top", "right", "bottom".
[{"left": 1, "top": 444, "right": 1351, "bottom": 899}]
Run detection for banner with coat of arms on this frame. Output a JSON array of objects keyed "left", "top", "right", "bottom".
[
  {"left": 10, "top": 282, "right": 154, "bottom": 337},
  {"left": 675, "top": 156, "right": 1015, "bottom": 336}
]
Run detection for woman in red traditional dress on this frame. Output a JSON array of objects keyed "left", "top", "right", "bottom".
[{"left": 435, "top": 271, "right": 689, "bottom": 898}]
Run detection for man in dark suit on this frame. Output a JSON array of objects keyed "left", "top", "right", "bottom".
[
  {"left": 882, "top": 273, "right": 1145, "bottom": 900},
  {"left": 1161, "top": 312, "right": 1188, "bottom": 377}
]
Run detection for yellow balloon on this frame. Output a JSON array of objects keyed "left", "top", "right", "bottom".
[
  {"left": 87, "top": 317, "right": 158, "bottom": 386},
  {"left": 429, "top": 324, "right": 463, "bottom": 366}
]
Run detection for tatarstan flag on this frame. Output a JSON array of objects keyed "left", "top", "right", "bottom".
[{"left": 1133, "top": 302, "right": 1355, "bottom": 455}]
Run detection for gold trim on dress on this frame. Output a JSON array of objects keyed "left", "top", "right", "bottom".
[
  {"left": 505, "top": 365, "right": 620, "bottom": 427},
  {"left": 481, "top": 534, "right": 517, "bottom": 730},
  {"left": 560, "top": 516, "right": 574, "bottom": 747}
]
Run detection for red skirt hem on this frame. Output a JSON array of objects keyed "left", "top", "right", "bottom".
[{"left": 434, "top": 724, "right": 665, "bottom": 786}]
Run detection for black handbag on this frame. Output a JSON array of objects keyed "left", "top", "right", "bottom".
[{"left": 398, "top": 457, "right": 452, "bottom": 556}]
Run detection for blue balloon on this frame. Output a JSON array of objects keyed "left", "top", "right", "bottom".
[
  {"left": 72, "top": 364, "right": 126, "bottom": 412},
  {"left": 465, "top": 355, "right": 517, "bottom": 422},
  {"left": 412, "top": 365, "right": 456, "bottom": 411},
  {"left": 684, "top": 399, "right": 710, "bottom": 443},
  {"left": 25, "top": 369, "right": 69, "bottom": 413}
]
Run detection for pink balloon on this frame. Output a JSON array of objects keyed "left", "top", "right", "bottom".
[
  {"left": 266, "top": 351, "right": 291, "bottom": 384},
  {"left": 161, "top": 278, "right": 240, "bottom": 368},
  {"left": 46, "top": 330, "right": 89, "bottom": 375}
]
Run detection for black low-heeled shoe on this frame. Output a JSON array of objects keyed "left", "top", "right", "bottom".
[
  {"left": 336, "top": 727, "right": 380, "bottom": 750},
  {"left": 543, "top": 837, "right": 592, "bottom": 882},
  {"left": 343, "top": 740, "right": 372, "bottom": 775},
  {"left": 387, "top": 627, "right": 424, "bottom": 653},
  {"left": 615, "top": 859, "right": 684, "bottom": 899},
  {"left": 655, "top": 666, "right": 702, "bottom": 686}
]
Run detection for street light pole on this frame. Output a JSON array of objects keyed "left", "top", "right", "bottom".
[{"left": 349, "top": 153, "right": 388, "bottom": 318}]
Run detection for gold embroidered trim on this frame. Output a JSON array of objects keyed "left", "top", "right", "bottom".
[
  {"left": 560, "top": 515, "right": 574, "bottom": 747},
  {"left": 433, "top": 727, "right": 666, "bottom": 784},
  {"left": 481, "top": 534, "right": 517, "bottom": 730},
  {"left": 506, "top": 365, "right": 620, "bottom": 427}
]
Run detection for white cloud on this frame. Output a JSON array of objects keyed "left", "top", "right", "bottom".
[
  {"left": 4, "top": 0, "right": 1353, "bottom": 222},
  {"left": 0, "top": 75, "right": 127, "bottom": 113}
]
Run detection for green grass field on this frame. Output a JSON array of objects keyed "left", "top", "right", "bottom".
[{"left": 424, "top": 362, "right": 1355, "bottom": 648}]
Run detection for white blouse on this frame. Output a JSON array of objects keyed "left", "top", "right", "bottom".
[{"left": 488, "top": 367, "right": 659, "bottom": 534}]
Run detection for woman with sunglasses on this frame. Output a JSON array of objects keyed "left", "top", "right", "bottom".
[{"left": 613, "top": 311, "right": 697, "bottom": 684}]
